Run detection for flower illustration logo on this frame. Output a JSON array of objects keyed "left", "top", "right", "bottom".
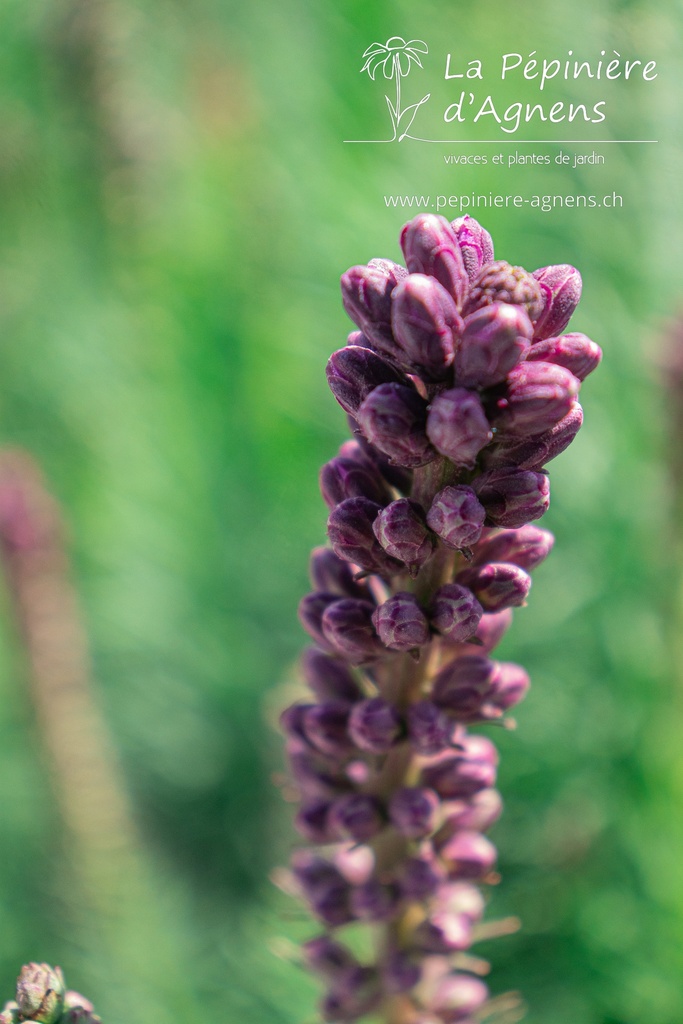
[{"left": 360, "top": 37, "right": 430, "bottom": 142}]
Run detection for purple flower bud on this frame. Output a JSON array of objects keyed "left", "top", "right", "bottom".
[
  {"left": 319, "top": 456, "right": 392, "bottom": 510},
  {"left": 437, "top": 829, "right": 497, "bottom": 879},
  {"left": 288, "top": 748, "right": 351, "bottom": 799},
  {"left": 421, "top": 755, "right": 496, "bottom": 800},
  {"left": 326, "top": 345, "right": 406, "bottom": 414},
  {"left": 295, "top": 799, "right": 336, "bottom": 842},
  {"left": 16, "top": 965, "right": 65, "bottom": 1024},
  {"left": 327, "top": 497, "right": 402, "bottom": 576},
  {"left": 391, "top": 273, "right": 464, "bottom": 381},
  {"left": 383, "top": 949, "right": 422, "bottom": 994},
  {"left": 463, "top": 260, "right": 543, "bottom": 320},
  {"left": 456, "top": 562, "right": 532, "bottom": 612},
  {"left": 397, "top": 854, "right": 446, "bottom": 900},
  {"left": 291, "top": 850, "right": 343, "bottom": 891},
  {"left": 532, "top": 264, "right": 582, "bottom": 340},
  {"left": 430, "top": 584, "right": 483, "bottom": 643},
  {"left": 486, "top": 661, "right": 530, "bottom": 712},
  {"left": 320, "top": 966, "right": 381, "bottom": 1023},
  {"left": 373, "top": 498, "right": 435, "bottom": 574},
  {"left": 526, "top": 331, "right": 603, "bottom": 381},
  {"left": 350, "top": 878, "right": 399, "bottom": 921},
  {"left": 328, "top": 793, "right": 385, "bottom": 842},
  {"left": 443, "top": 788, "right": 504, "bottom": 832},
  {"left": 302, "top": 937, "right": 359, "bottom": 981},
  {"left": 341, "top": 432, "right": 414, "bottom": 492},
  {"left": 340, "top": 260, "right": 408, "bottom": 352},
  {"left": 280, "top": 703, "right": 314, "bottom": 745},
  {"left": 491, "top": 361, "right": 580, "bottom": 437},
  {"left": 302, "top": 701, "right": 354, "bottom": 756},
  {"left": 291, "top": 855, "right": 358, "bottom": 927},
  {"left": 414, "top": 913, "right": 473, "bottom": 954},
  {"left": 453, "top": 303, "right": 533, "bottom": 388},
  {"left": 334, "top": 843, "right": 375, "bottom": 885},
  {"left": 406, "top": 700, "right": 453, "bottom": 754},
  {"left": 400, "top": 214, "right": 469, "bottom": 309},
  {"left": 451, "top": 215, "right": 495, "bottom": 281},
  {"left": 321, "top": 598, "right": 384, "bottom": 663},
  {"left": 298, "top": 592, "right": 337, "bottom": 648},
  {"left": 464, "top": 608, "right": 513, "bottom": 654},
  {"left": 309, "top": 547, "right": 369, "bottom": 597},
  {"left": 473, "top": 467, "right": 550, "bottom": 528},
  {"left": 301, "top": 648, "right": 364, "bottom": 703},
  {"left": 427, "top": 973, "right": 489, "bottom": 1023},
  {"left": 426, "top": 388, "right": 492, "bottom": 467},
  {"left": 373, "top": 592, "right": 431, "bottom": 651},
  {"left": 481, "top": 402, "right": 583, "bottom": 472},
  {"left": 426, "top": 486, "right": 486, "bottom": 550},
  {"left": 432, "top": 655, "right": 498, "bottom": 721},
  {"left": 388, "top": 786, "right": 440, "bottom": 838},
  {"left": 348, "top": 697, "right": 402, "bottom": 752},
  {"left": 433, "top": 881, "right": 485, "bottom": 923},
  {"left": 357, "top": 383, "right": 436, "bottom": 469},
  {"left": 458, "top": 732, "right": 499, "bottom": 765},
  {"left": 472, "top": 524, "right": 554, "bottom": 571}
]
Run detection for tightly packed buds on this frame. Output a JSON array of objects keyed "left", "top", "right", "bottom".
[
  {"left": 1, "top": 966, "right": 100, "bottom": 1024},
  {"left": 279, "top": 214, "right": 600, "bottom": 1022}
]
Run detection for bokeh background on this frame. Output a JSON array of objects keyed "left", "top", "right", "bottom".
[{"left": 0, "top": 1, "right": 682, "bottom": 1022}]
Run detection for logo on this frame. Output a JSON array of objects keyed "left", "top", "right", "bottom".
[{"left": 356, "top": 37, "right": 431, "bottom": 142}]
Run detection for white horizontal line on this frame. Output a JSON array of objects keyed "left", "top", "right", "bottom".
[{"left": 344, "top": 139, "right": 658, "bottom": 144}]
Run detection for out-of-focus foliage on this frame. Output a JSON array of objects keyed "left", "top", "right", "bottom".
[{"left": 0, "top": 0, "right": 681, "bottom": 1022}]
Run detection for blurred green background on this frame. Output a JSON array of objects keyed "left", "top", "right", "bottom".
[{"left": 0, "top": 1, "right": 682, "bottom": 1022}]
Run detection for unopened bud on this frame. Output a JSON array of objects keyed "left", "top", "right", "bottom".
[
  {"left": 432, "top": 655, "right": 498, "bottom": 721},
  {"left": 357, "top": 384, "right": 436, "bottom": 469},
  {"left": 406, "top": 700, "right": 453, "bottom": 754},
  {"left": 489, "top": 401, "right": 584, "bottom": 472},
  {"left": 426, "top": 388, "right": 492, "bottom": 468},
  {"left": 320, "top": 454, "right": 392, "bottom": 510},
  {"left": 16, "top": 965, "right": 65, "bottom": 1024},
  {"left": 473, "top": 466, "right": 550, "bottom": 528},
  {"left": 373, "top": 498, "right": 435, "bottom": 574},
  {"left": 426, "top": 485, "right": 486, "bottom": 550},
  {"left": 350, "top": 879, "right": 399, "bottom": 921},
  {"left": 437, "top": 829, "right": 497, "bottom": 879},
  {"left": 451, "top": 214, "right": 495, "bottom": 281},
  {"left": 463, "top": 260, "right": 543, "bottom": 320},
  {"left": 321, "top": 598, "right": 384, "bottom": 663},
  {"left": 388, "top": 786, "right": 440, "bottom": 838},
  {"left": 301, "top": 648, "right": 363, "bottom": 703},
  {"left": 427, "top": 973, "right": 489, "bottom": 1022},
  {"left": 532, "top": 263, "right": 582, "bottom": 340},
  {"left": 400, "top": 214, "right": 469, "bottom": 308},
  {"left": 472, "top": 524, "right": 554, "bottom": 570},
  {"left": 526, "top": 331, "right": 602, "bottom": 381},
  {"left": 298, "top": 591, "right": 338, "bottom": 649},
  {"left": 453, "top": 302, "right": 532, "bottom": 388},
  {"left": 309, "top": 546, "right": 369, "bottom": 597},
  {"left": 326, "top": 345, "right": 406, "bottom": 414},
  {"left": 391, "top": 274, "right": 463, "bottom": 380},
  {"left": 430, "top": 584, "right": 483, "bottom": 643},
  {"left": 340, "top": 260, "right": 407, "bottom": 352},
  {"left": 372, "top": 592, "right": 431, "bottom": 651},
  {"left": 456, "top": 562, "right": 532, "bottom": 612},
  {"left": 491, "top": 361, "right": 580, "bottom": 437},
  {"left": 327, "top": 497, "right": 402, "bottom": 575},
  {"left": 348, "top": 697, "right": 402, "bottom": 752},
  {"left": 329, "top": 793, "right": 385, "bottom": 842}
]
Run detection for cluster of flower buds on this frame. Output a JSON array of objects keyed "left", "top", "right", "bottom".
[
  {"left": 280, "top": 214, "right": 601, "bottom": 1023},
  {"left": 0, "top": 964, "right": 100, "bottom": 1024}
]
